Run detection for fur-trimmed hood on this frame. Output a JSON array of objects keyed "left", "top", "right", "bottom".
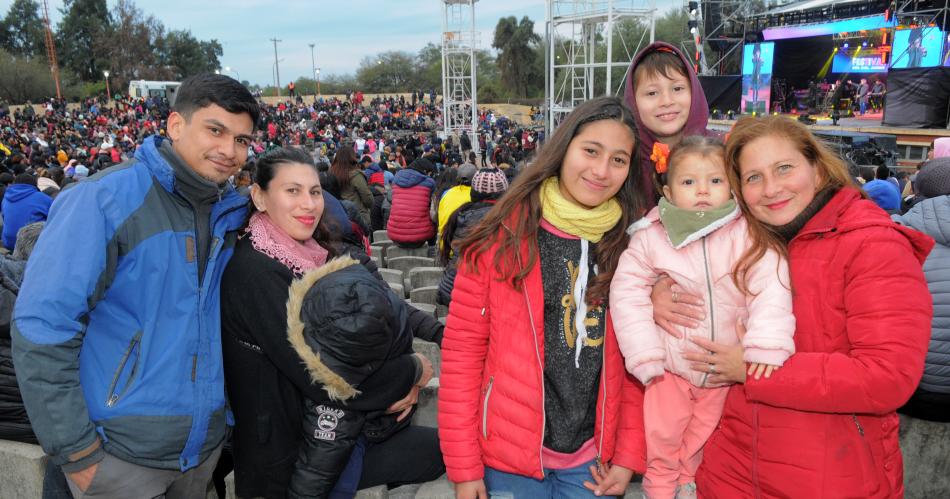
[{"left": 286, "top": 256, "right": 404, "bottom": 401}]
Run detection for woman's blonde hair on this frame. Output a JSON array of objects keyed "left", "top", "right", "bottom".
[{"left": 724, "top": 116, "right": 858, "bottom": 294}]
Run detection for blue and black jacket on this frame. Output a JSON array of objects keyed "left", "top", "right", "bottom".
[{"left": 12, "top": 135, "right": 248, "bottom": 472}]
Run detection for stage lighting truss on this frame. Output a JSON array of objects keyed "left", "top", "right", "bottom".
[
  {"left": 440, "top": 0, "right": 480, "bottom": 153},
  {"left": 544, "top": 0, "right": 657, "bottom": 133}
]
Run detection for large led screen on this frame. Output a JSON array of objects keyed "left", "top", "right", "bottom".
[
  {"left": 891, "top": 27, "right": 944, "bottom": 68},
  {"left": 741, "top": 42, "right": 774, "bottom": 114},
  {"left": 832, "top": 53, "right": 887, "bottom": 73}
]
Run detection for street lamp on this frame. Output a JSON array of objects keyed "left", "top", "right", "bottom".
[
  {"left": 308, "top": 43, "right": 317, "bottom": 97},
  {"left": 103, "top": 70, "right": 111, "bottom": 102},
  {"left": 224, "top": 66, "right": 241, "bottom": 81},
  {"left": 316, "top": 68, "right": 321, "bottom": 96}
]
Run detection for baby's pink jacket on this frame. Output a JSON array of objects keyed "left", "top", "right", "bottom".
[{"left": 609, "top": 205, "right": 796, "bottom": 387}]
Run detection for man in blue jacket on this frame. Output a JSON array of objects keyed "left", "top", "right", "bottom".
[
  {"left": 12, "top": 73, "right": 259, "bottom": 498},
  {"left": 1, "top": 173, "right": 52, "bottom": 250}
]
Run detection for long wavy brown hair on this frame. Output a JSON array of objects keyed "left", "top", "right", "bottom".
[
  {"left": 725, "top": 116, "right": 859, "bottom": 294},
  {"left": 457, "top": 96, "right": 644, "bottom": 305}
]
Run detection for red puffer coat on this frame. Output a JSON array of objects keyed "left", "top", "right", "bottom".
[
  {"left": 697, "top": 187, "right": 934, "bottom": 498},
  {"left": 388, "top": 169, "right": 435, "bottom": 245},
  {"left": 438, "top": 229, "right": 647, "bottom": 483}
]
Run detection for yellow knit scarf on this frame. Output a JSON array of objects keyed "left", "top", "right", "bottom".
[{"left": 539, "top": 177, "right": 622, "bottom": 243}]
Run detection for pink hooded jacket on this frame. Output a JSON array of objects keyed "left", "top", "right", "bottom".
[{"left": 609, "top": 204, "right": 796, "bottom": 387}]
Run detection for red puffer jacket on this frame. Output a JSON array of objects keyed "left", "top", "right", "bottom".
[
  {"left": 438, "top": 229, "right": 647, "bottom": 483},
  {"left": 388, "top": 169, "right": 435, "bottom": 244},
  {"left": 697, "top": 187, "right": 933, "bottom": 498}
]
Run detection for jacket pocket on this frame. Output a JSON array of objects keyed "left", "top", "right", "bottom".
[
  {"left": 105, "top": 332, "right": 143, "bottom": 407},
  {"left": 481, "top": 376, "right": 494, "bottom": 439},
  {"left": 852, "top": 414, "right": 883, "bottom": 497}
]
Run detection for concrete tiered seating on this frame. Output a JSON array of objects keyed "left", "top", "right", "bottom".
[
  {"left": 379, "top": 268, "right": 406, "bottom": 298},
  {"left": 413, "top": 338, "right": 441, "bottom": 377},
  {"left": 0, "top": 440, "right": 46, "bottom": 498},
  {"left": 385, "top": 245, "right": 430, "bottom": 264},
  {"left": 409, "top": 286, "right": 439, "bottom": 306},
  {"left": 372, "top": 230, "right": 390, "bottom": 243},
  {"left": 407, "top": 267, "right": 444, "bottom": 291},
  {"left": 386, "top": 257, "right": 436, "bottom": 277}
]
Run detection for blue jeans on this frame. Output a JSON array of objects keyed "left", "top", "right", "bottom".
[{"left": 484, "top": 459, "right": 600, "bottom": 498}]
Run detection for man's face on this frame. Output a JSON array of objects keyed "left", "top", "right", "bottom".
[{"left": 167, "top": 104, "right": 254, "bottom": 184}]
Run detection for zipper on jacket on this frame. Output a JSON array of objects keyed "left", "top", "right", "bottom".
[
  {"left": 700, "top": 238, "right": 715, "bottom": 388},
  {"left": 596, "top": 332, "right": 607, "bottom": 463},
  {"left": 191, "top": 354, "right": 198, "bottom": 382},
  {"left": 853, "top": 414, "right": 865, "bottom": 436},
  {"left": 515, "top": 247, "right": 547, "bottom": 476},
  {"left": 482, "top": 376, "right": 494, "bottom": 439},
  {"left": 752, "top": 403, "right": 761, "bottom": 499},
  {"left": 106, "top": 332, "right": 143, "bottom": 407}
]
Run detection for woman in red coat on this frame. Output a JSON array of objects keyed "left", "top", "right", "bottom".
[
  {"left": 660, "top": 116, "right": 932, "bottom": 498},
  {"left": 438, "top": 97, "right": 647, "bottom": 498}
]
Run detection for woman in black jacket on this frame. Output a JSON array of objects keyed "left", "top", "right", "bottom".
[
  {"left": 436, "top": 168, "right": 509, "bottom": 305},
  {"left": 221, "top": 148, "right": 444, "bottom": 499}
]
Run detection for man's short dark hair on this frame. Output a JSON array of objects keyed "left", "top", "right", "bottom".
[
  {"left": 14, "top": 173, "right": 36, "bottom": 186},
  {"left": 173, "top": 74, "right": 260, "bottom": 130}
]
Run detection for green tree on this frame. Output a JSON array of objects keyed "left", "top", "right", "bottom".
[
  {"left": 1, "top": 0, "right": 46, "bottom": 59},
  {"left": 492, "top": 16, "right": 541, "bottom": 98},
  {"left": 355, "top": 51, "right": 419, "bottom": 93},
  {"left": 160, "top": 30, "right": 222, "bottom": 80},
  {"left": 104, "top": 0, "right": 169, "bottom": 91},
  {"left": 0, "top": 48, "right": 57, "bottom": 101},
  {"left": 56, "top": 0, "right": 111, "bottom": 82}
]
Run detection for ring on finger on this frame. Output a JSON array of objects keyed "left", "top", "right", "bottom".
[
  {"left": 709, "top": 364, "right": 717, "bottom": 374},
  {"left": 672, "top": 291, "right": 679, "bottom": 303}
]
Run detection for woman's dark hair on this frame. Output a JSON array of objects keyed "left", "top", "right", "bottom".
[
  {"left": 173, "top": 73, "right": 260, "bottom": 127},
  {"left": 438, "top": 199, "right": 496, "bottom": 265},
  {"left": 328, "top": 146, "right": 358, "bottom": 191},
  {"left": 458, "top": 96, "right": 643, "bottom": 305},
  {"left": 249, "top": 146, "right": 339, "bottom": 257},
  {"left": 433, "top": 168, "right": 459, "bottom": 202},
  {"left": 633, "top": 48, "right": 690, "bottom": 88}
]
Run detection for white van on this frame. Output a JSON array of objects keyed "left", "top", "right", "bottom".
[{"left": 127, "top": 81, "right": 181, "bottom": 104}]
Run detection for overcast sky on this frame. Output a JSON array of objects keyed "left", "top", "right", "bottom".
[{"left": 4, "top": 0, "right": 679, "bottom": 86}]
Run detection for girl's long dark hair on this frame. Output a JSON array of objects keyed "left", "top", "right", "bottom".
[
  {"left": 247, "top": 146, "right": 340, "bottom": 258},
  {"left": 457, "top": 96, "right": 644, "bottom": 305},
  {"left": 328, "top": 146, "right": 358, "bottom": 191}
]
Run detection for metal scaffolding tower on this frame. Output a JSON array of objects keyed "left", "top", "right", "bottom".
[
  {"left": 692, "top": 0, "right": 757, "bottom": 76},
  {"left": 442, "top": 0, "right": 480, "bottom": 153},
  {"left": 545, "top": 0, "right": 657, "bottom": 133}
]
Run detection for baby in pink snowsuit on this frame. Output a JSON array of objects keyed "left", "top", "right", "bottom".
[{"left": 610, "top": 137, "right": 796, "bottom": 499}]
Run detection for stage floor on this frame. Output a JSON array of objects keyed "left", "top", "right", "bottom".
[{"left": 709, "top": 112, "right": 950, "bottom": 138}]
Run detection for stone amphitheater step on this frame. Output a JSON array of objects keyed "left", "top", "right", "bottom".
[
  {"left": 413, "top": 338, "right": 441, "bottom": 378},
  {"left": 370, "top": 245, "right": 386, "bottom": 262},
  {"left": 409, "top": 286, "right": 440, "bottom": 306},
  {"left": 372, "top": 230, "right": 390, "bottom": 243},
  {"left": 386, "top": 257, "right": 437, "bottom": 282},
  {"left": 385, "top": 245, "right": 431, "bottom": 264},
  {"left": 408, "top": 267, "right": 444, "bottom": 291}
]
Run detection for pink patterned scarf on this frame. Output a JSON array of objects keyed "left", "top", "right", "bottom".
[{"left": 246, "top": 212, "right": 329, "bottom": 275}]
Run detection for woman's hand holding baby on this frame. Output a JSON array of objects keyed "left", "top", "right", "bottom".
[{"left": 651, "top": 276, "right": 705, "bottom": 338}]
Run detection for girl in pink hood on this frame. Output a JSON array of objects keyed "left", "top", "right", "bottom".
[{"left": 609, "top": 137, "right": 795, "bottom": 499}]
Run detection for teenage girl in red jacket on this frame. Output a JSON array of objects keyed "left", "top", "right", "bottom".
[
  {"left": 654, "top": 116, "right": 932, "bottom": 498},
  {"left": 438, "top": 97, "right": 648, "bottom": 498}
]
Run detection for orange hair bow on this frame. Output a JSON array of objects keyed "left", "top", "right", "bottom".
[{"left": 651, "top": 142, "right": 670, "bottom": 174}]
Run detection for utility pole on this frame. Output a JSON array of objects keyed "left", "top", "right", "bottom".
[
  {"left": 41, "top": 0, "right": 61, "bottom": 99},
  {"left": 308, "top": 43, "right": 317, "bottom": 98},
  {"left": 270, "top": 37, "right": 282, "bottom": 97}
]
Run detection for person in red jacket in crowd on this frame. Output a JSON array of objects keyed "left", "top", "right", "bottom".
[
  {"left": 652, "top": 116, "right": 933, "bottom": 498},
  {"left": 438, "top": 96, "right": 647, "bottom": 498},
  {"left": 388, "top": 157, "right": 436, "bottom": 248}
]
